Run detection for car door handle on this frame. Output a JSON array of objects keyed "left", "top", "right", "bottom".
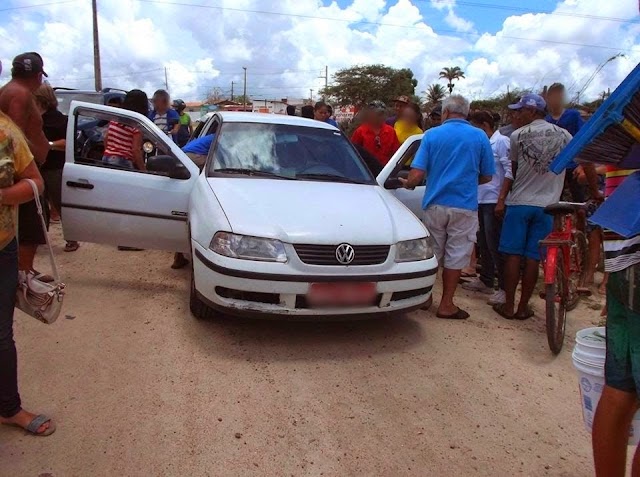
[{"left": 66, "top": 181, "right": 94, "bottom": 190}]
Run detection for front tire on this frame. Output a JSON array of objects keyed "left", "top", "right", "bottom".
[
  {"left": 546, "top": 249, "right": 567, "bottom": 355},
  {"left": 189, "top": 261, "right": 219, "bottom": 320}
]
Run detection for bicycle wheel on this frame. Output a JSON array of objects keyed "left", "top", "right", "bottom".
[
  {"left": 567, "top": 230, "right": 588, "bottom": 311},
  {"left": 546, "top": 248, "right": 567, "bottom": 355}
]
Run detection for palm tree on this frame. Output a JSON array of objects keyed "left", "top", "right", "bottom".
[
  {"left": 423, "top": 84, "right": 447, "bottom": 106},
  {"left": 439, "top": 66, "right": 465, "bottom": 94}
]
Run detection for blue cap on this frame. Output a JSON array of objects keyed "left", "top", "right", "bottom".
[{"left": 508, "top": 93, "right": 546, "bottom": 112}]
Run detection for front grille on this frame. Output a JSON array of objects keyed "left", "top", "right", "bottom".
[{"left": 294, "top": 244, "right": 390, "bottom": 266}]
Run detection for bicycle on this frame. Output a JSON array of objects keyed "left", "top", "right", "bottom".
[{"left": 539, "top": 202, "right": 590, "bottom": 355}]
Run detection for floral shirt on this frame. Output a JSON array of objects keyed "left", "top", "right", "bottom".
[{"left": 0, "top": 112, "right": 34, "bottom": 249}]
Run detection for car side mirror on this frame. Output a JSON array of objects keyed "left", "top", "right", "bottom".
[{"left": 147, "top": 155, "right": 191, "bottom": 180}]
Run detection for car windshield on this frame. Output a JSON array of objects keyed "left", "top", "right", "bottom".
[
  {"left": 56, "top": 92, "right": 103, "bottom": 115},
  {"left": 208, "top": 122, "right": 375, "bottom": 184}
]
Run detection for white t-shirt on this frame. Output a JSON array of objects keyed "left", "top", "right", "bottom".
[
  {"left": 506, "top": 119, "right": 571, "bottom": 208},
  {"left": 478, "top": 130, "right": 512, "bottom": 204}
]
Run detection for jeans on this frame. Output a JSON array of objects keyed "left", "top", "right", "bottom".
[
  {"left": 478, "top": 203, "right": 504, "bottom": 290},
  {"left": 0, "top": 238, "right": 21, "bottom": 418},
  {"left": 103, "top": 155, "right": 133, "bottom": 169}
]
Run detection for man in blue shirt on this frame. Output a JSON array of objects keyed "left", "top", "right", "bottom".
[
  {"left": 182, "top": 133, "right": 215, "bottom": 170},
  {"left": 400, "top": 94, "right": 495, "bottom": 320},
  {"left": 545, "top": 82, "right": 586, "bottom": 201}
]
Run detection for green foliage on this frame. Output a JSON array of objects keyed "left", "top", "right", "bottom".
[
  {"left": 423, "top": 84, "right": 447, "bottom": 106},
  {"left": 320, "top": 64, "right": 418, "bottom": 107},
  {"left": 470, "top": 88, "right": 531, "bottom": 112},
  {"left": 439, "top": 66, "right": 465, "bottom": 94}
]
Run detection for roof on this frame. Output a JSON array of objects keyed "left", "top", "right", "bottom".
[{"left": 217, "top": 112, "right": 337, "bottom": 130}]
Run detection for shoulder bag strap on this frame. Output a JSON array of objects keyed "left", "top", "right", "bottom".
[{"left": 24, "top": 179, "right": 60, "bottom": 281}]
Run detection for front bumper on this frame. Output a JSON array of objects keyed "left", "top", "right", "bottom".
[{"left": 192, "top": 245, "right": 437, "bottom": 318}]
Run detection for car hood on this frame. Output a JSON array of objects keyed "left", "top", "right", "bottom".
[{"left": 206, "top": 178, "right": 426, "bottom": 244}]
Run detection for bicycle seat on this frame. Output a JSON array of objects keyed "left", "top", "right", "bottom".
[{"left": 543, "top": 202, "right": 581, "bottom": 216}]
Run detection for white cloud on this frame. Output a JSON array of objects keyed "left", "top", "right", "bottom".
[{"left": 0, "top": 0, "right": 637, "bottom": 104}]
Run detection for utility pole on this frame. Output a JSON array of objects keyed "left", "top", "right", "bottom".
[
  {"left": 242, "top": 67, "right": 247, "bottom": 111},
  {"left": 91, "top": 0, "right": 102, "bottom": 91},
  {"left": 310, "top": 89, "right": 313, "bottom": 103},
  {"left": 231, "top": 81, "right": 235, "bottom": 101},
  {"left": 318, "top": 65, "right": 328, "bottom": 99},
  {"left": 164, "top": 67, "right": 169, "bottom": 92}
]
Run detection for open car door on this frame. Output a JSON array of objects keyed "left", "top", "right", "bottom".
[
  {"left": 61, "top": 102, "right": 200, "bottom": 252},
  {"left": 376, "top": 134, "right": 425, "bottom": 217}
]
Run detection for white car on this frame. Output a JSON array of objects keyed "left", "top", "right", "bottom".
[{"left": 62, "top": 103, "right": 436, "bottom": 319}]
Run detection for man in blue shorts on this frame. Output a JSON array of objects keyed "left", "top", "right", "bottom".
[{"left": 494, "top": 94, "right": 572, "bottom": 320}]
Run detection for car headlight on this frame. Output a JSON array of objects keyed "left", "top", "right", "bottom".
[
  {"left": 209, "top": 232, "right": 287, "bottom": 263},
  {"left": 395, "top": 237, "right": 433, "bottom": 262}
]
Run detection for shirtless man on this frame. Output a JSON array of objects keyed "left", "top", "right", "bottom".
[{"left": 0, "top": 52, "right": 51, "bottom": 275}]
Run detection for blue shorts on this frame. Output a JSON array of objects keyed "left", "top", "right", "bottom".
[{"left": 499, "top": 205, "right": 552, "bottom": 261}]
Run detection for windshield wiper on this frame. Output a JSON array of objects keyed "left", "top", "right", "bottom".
[
  {"left": 296, "top": 173, "right": 367, "bottom": 184},
  {"left": 214, "top": 168, "right": 295, "bottom": 180}
]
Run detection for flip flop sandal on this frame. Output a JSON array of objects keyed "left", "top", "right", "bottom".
[
  {"left": 25, "top": 414, "right": 55, "bottom": 436},
  {"left": 4, "top": 414, "right": 56, "bottom": 436},
  {"left": 493, "top": 303, "right": 515, "bottom": 320},
  {"left": 512, "top": 306, "right": 535, "bottom": 321},
  {"left": 460, "top": 271, "right": 476, "bottom": 278},
  {"left": 64, "top": 241, "right": 79, "bottom": 252},
  {"left": 436, "top": 308, "right": 470, "bottom": 320}
]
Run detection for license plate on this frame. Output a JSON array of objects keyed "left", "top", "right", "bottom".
[{"left": 307, "top": 283, "right": 377, "bottom": 308}]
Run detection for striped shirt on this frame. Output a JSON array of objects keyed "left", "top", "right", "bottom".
[
  {"left": 604, "top": 166, "right": 639, "bottom": 272},
  {"left": 104, "top": 121, "right": 140, "bottom": 160}
]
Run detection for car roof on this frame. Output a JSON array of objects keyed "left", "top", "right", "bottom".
[{"left": 217, "top": 112, "right": 337, "bottom": 130}]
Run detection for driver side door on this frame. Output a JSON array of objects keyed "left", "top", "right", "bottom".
[
  {"left": 61, "top": 102, "right": 200, "bottom": 252},
  {"left": 376, "top": 135, "right": 425, "bottom": 217}
]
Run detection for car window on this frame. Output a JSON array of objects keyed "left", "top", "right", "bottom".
[
  {"left": 207, "top": 122, "right": 375, "bottom": 184},
  {"left": 73, "top": 107, "right": 180, "bottom": 177}
]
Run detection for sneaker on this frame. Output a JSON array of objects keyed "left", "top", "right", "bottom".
[
  {"left": 488, "top": 289, "right": 506, "bottom": 306},
  {"left": 461, "top": 278, "right": 494, "bottom": 295}
]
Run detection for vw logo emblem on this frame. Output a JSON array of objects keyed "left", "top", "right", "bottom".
[{"left": 335, "top": 243, "right": 355, "bottom": 265}]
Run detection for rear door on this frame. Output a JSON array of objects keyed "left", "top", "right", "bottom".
[
  {"left": 62, "top": 102, "right": 200, "bottom": 252},
  {"left": 376, "top": 135, "right": 425, "bottom": 217}
]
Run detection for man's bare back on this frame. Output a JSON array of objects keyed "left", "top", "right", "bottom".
[{"left": 0, "top": 81, "right": 49, "bottom": 164}]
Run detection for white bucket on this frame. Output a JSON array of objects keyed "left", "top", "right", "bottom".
[{"left": 572, "top": 327, "right": 640, "bottom": 446}]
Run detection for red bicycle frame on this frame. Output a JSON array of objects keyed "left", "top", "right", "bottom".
[{"left": 540, "top": 214, "right": 574, "bottom": 287}]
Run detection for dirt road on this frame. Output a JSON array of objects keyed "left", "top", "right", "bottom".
[{"left": 1, "top": 227, "right": 605, "bottom": 476}]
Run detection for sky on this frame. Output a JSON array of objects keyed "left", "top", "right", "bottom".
[{"left": 0, "top": 0, "right": 638, "bottom": 103}]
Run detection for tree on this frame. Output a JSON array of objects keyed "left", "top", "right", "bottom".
[
  {"left": 439, "top": 66, "right": 465, "bottom": 94},
  {"left": 320, "top": 64, "right": 418, "bottom": 107},
  {"left": 423, "top": 84, "right": 446, "bottom": 106}
]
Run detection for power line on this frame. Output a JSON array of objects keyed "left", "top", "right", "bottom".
[
  {"left": 0, "top": 0, "right": 76, "bottom": 12},
  {"left": 59, "top": 67, "right": 165, "bottom": 81},
  {"left": 136, "top": 0, "right": 639, "bottom": 53}
]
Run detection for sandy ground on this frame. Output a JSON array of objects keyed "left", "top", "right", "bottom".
[{"left": 0, "top": 225, "right": 610, "bottom": 477}]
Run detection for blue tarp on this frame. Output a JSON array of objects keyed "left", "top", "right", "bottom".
[{"left": 589, "top": 171, "right": 640, "bottom": 238}]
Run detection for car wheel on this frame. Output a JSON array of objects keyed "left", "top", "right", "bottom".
[{"left": 189, "top": 256, "right": 219, "bottom": 320}]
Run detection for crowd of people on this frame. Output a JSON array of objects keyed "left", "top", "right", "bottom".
[{"left": 1, "top": 50, "right": 639, "bottom": 476}]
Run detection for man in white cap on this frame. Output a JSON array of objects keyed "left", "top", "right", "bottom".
[{"left": 494, "top": 93, "right": 572, "bottom": 320}]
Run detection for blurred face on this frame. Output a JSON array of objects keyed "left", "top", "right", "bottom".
[
  {"left": 368, "top": 110, "right": 385, "bottom": 127},
  {"left": 153, "top": 95, "right": 170, "bottom": 113},
  {"left": 546, "top": 89, "right": 564, "bottom": 111},
  {"left": 314, "top": 105, "right": 330, "bottom": 121},
  {"left": 395, "top": 101, "right": 407, "bottom": 115},
  {"left": 400, "top": 106, "right": 419, "bottom": 125}
]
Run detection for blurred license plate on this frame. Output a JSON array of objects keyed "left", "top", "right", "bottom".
[{"left": 307, "top": 283, "right": 377, "bottom": 308}]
